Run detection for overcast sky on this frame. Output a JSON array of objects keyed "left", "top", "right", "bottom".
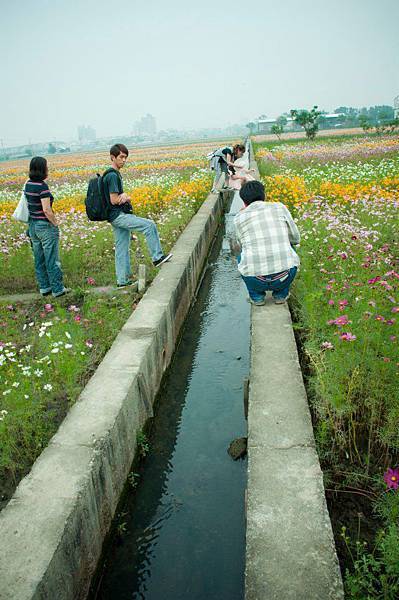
[{"left": 1, "top": 0, "right": 398, "bottom": 146}]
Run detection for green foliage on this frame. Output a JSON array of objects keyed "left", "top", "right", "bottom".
[
  {"left": 341, "top": 525, "right": 399, "bottom": 599},
  {"left": 271, "top": 124, "right": 284, "bottom": 139},
  {"left": 0, "top": 294, "right": 135, "bottom": 485},
  {"left": 246, "top": 122, "right": 256, "bottom": 134},
  {"left": 136, "top": 431, "right": 150, "bottom": 457},
  {"left": 290, "top": 106, "right": 321, "bottom": 139},
  {"left": 358, "top": 114, "right": 372, "bottom": 132},
  {"left": 127, "top": 471, "right": 140, "bottom": 489}
]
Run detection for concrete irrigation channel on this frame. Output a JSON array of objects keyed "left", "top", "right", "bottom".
[{"left": 0, "top": 142, "right": 344, "bottom": 600}]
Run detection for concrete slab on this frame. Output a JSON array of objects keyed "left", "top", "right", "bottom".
[{"left": 245, "top": 140, "right": 344, "bottom": 599}]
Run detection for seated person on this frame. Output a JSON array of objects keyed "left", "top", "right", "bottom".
[{"left": 234, "top": 181, "right": 300, "bottom": 305}]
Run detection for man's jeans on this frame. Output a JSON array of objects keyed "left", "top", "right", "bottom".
[
  {"left": 111, "top": 213, "right": 164, "bottom": 285},
  {"left": 241, "top": 266, "right": 298, "bottom": 302},
  {"left": 28, "top": 220, "right": 64, "bottom": 296}
]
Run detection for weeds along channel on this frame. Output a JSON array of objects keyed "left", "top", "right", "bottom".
[
  {"left": 254, "top": 133, "right": 399, "bottom": 600},
  {"left": 0, "top": 140, "right": 232, "bottom": 509}
]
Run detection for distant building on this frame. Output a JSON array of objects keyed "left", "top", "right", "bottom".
[
  {"left": 0, "top": 141, "right": 66, "bottom": 160},
  {"left": 394, "top": 96, "right": 399, "bottom": 119},
  {"left": 133, "top": 114, "right": 157, "bottom": 137},
  {"left": 78, "top": 125, "right": 96, "bottom": 143}
]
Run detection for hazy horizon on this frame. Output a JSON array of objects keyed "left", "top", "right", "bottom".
[{"left": 1, "top": 0, "right": 398, "bottom": 147}]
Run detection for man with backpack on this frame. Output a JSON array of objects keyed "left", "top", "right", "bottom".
[{"left": 87, "top": 143, "right": 172, "bottom": 287}]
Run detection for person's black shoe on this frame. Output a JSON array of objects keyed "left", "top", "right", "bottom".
[
  {"left": 153, "top": 253, "right": 172, "bottom": 267},
  {"left": 53, "top": 287, "right": 72, "bottom": 298},
  {"left": 117, "top": 281, "right": 135, "bottom": 288},
  {"left": 41, "top": 290, "right": 52, "bottom": 297}
]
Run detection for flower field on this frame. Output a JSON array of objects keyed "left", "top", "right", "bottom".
[
  {"left": 0, "top": 140, "right": 224, "bottom": 507},
  {"left": 255, "top": 133, "right": 399, "bottom": 598}
]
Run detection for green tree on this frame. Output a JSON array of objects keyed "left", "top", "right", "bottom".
[
  {"left": 271, "top": 124, "right": 284, "bottom": 140},
  {"left": 290, "top": 106, "right": 321, "bottom": 139},
  {"left": 358, "top": 114, "right": 371, "bottom": 132},
  {"left": 246, "top": 122, "right": 256, "bottom": 134}
]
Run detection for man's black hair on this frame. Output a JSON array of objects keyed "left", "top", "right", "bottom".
[
  {"left": 29, "top": 156, "right": 48, "bottom": 182},
  {"left": 239, "top": 180, "right": 265, "bottom": 205},
  {"left": 110, "top": 143, "right": 129, "bottom": 158}
]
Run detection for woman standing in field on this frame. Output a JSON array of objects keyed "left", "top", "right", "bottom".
[{"left": 25, "top": 157, "right": 68, "bottom": 297}]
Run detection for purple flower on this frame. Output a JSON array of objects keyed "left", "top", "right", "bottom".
[{"left": 384, "top": 468, "right": 399, "bottom": 490}]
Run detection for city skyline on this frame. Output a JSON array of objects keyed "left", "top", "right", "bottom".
[{"left": 1, "top": 0, "right": 398, "bottom": 147}]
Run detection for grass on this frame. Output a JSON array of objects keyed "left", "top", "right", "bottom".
[
  {"left": 0, "top": 147, "right": 213, "bottom": 507},
  {"left": 254, "top": 133, "right": 399, "bottom": 598}
]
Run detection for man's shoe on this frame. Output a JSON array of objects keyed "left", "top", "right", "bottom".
[
  {"left": 41, "top": 290, "right": 52, "bottom": 297},
  {"left": 248, "top": 297, "right": 266, "bottom": 306},
  {"left": 117, "top": 281, "right": 135, "bottom": 288},
  {"left": 274, "top": 293, "right": 290, "bottom": 305},
  {"left": 54, "top": 287, "right": 72, "bottom": 298},
  {"left": 153, "top": 253, "right": 172, "bottom": 267}
]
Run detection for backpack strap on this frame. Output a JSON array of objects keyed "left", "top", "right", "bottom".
[{"left": 102, "top": 167, "right": 118, "bottom": 178}]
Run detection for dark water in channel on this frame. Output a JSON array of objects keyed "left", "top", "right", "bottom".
[{"left": 94, "top": 224, "right": 249, "bottom": 600}]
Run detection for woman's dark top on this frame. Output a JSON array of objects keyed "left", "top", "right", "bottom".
[{"left": 25, "top": 180, "right": 54, "bottom": 222}]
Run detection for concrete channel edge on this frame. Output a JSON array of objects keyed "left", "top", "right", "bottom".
[
  {"left": 244, "top": 141, "right": 344, "bottom": 599},
  {"left": 0, "top": 190, "right": 225, "bottom": 600}
]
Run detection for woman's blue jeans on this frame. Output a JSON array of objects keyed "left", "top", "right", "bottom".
[
  {"left": 28, "top": 220, "right": 64, "bottom": 296},
  {"left": 241, "top": 266, "right": 297, "bottom": 302}
]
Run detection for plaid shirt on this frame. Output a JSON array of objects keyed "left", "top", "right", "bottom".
[{"left": 234, "top": 201, "right": 300, "bottom": 276}]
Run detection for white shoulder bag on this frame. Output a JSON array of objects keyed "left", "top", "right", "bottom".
[{"left": 12, "top": 182, "right": 29, "bottom": 223}]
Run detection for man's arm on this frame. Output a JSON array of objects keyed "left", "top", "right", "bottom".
[
  {"left": 283, "top": 205, "right": 301, "bottom": 245},
  {"left": 109, "top": 192, "right": 130, "bottom": 205},
  {"left": 106, "top": 172, "right": 130, "bottom": 205}
]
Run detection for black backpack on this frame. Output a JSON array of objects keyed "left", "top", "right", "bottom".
[{"left": 85, "top": 168, "right": 115, "bottom": 221}]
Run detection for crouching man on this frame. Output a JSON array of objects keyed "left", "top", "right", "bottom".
[{"left": 234, "top": 181, "right": 300, "bottom": 306}]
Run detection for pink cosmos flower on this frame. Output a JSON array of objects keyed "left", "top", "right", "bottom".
[
  {"left": 87, "top": 277, "right": 96, "bottom": 286},
  {"left": 384, "top": 468, "right": 399, "bottom": 490},
  {"left": 74, "top": 315, "right": 81, "bottom": 322},
  {"left": 85, "top": 339, "right": 94, "bottom": 348},
  {"left": 321, "top": 341, "right": 334, "bottom": 350},
  {"left": 382, "top": 357, "right": 391, "bottom": 363},
  {"left": 392, "top": 307, "right": 399, "bottom": 313},
  {"left": 367, "top": 277, "right": 380, "bottom": 285},
  {"left": 374, "top": 315, "right": 385, "bottom": 322},
  {"left": 333, "top": 315, "right": 350, "bottom": 327},
  {"left": 44, "top": 304, "right": 54, "bottom": 313},
  {"left": 340, "top": 252, "right": 348, "bottom": 260},
  {"left": 68, "top": 305, "right": 80, "bottom": 312},
  {"left": 340, "top": 332, "right": 356, "bottom": 342},
  {"left": 328, "top": 299, "right": 335, "bottom": 306}
]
